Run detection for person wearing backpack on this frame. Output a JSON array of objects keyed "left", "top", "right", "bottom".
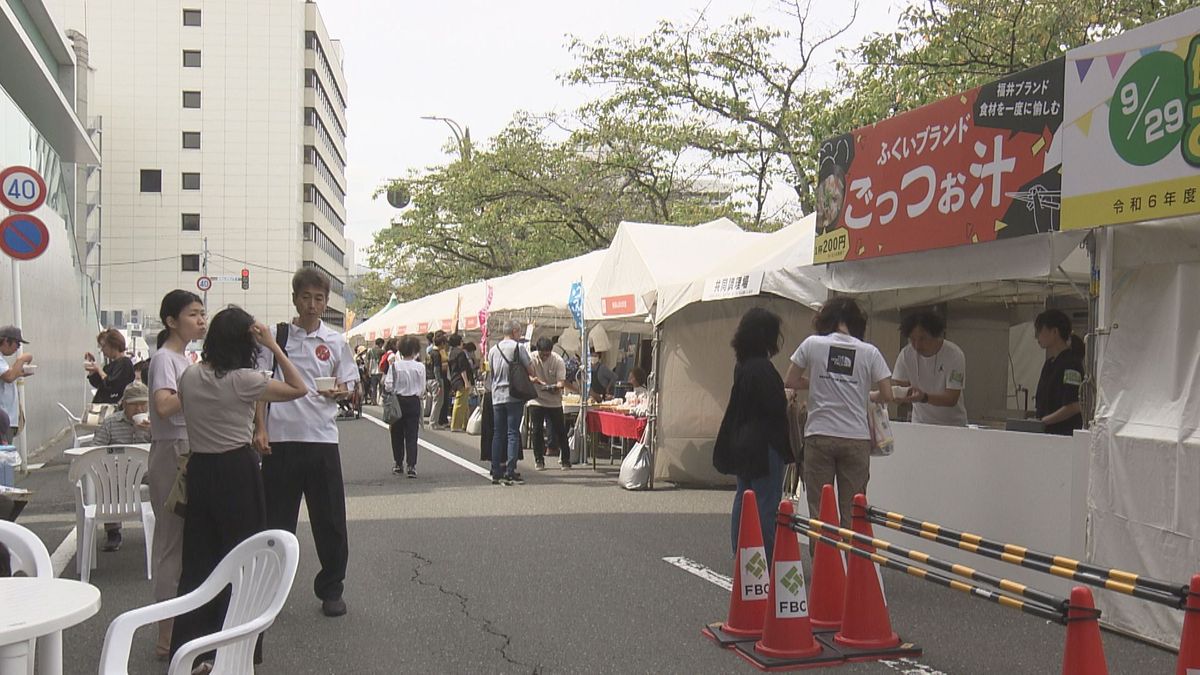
[{"left": 487, "top": 321, "right": 534, "bottom": 485}]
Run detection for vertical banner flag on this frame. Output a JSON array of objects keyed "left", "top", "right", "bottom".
[
  {"left": 568, "top": 281, "right": 584, "bottom": 331},
  {"left": 478, "top": 284, "right": 494, "bottom": 349},
  {"left": 1062, "top": 7, "right": 1200, "bottom": 228},
  {"left": 814, "top": 58, "right": 1065, "bottom": 263}
]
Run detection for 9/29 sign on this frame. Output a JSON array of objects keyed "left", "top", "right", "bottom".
[{"left": 0, "top": 166, "right": 48, "bottom": 213}]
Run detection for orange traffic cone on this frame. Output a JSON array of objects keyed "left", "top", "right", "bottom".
[
  {"left": 1062, "top": 586, "right": 1108, "bottom": 675},
  {"left": 826, "top": 493, "right": 921, "bottom": 661},
  {"left": 1177, "top": 575, "right": 1200, "bottom": 675},
  {"left": 703, "top": 489, "right": 769, "bottom": 647},
  {"left": 735, "top": 500, "right": 843, "bottom": 670},
  {"left": 809, "top": 484, "right": 846, "bottom": 631}
]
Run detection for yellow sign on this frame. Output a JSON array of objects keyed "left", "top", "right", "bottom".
[{"left": 813, "top": 228, "right": 849, "bottom": 264}]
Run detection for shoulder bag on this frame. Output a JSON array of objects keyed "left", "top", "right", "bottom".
[{"left": 497, "top": 345, "right": 537, "bottom": 401}]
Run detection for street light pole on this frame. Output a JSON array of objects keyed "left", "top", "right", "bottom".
[{"left": 420, "top": 115, "right": 472, "bottom": 163}]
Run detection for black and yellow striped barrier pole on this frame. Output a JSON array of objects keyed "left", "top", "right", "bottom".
[
  {"left": 791, "top": 515, "right": 1069, "bottom": 614},
  {"left": 869, "top": 510, "right": 1186, "bottom": 609},
  {"left": 791, "top": 521, "right": 1068, "bottom": 624}
]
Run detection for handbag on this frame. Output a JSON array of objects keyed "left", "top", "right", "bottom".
[
  {"left": 383, "top": 393, "right": 402, "bottom": 424},
  {"left": 497, "top": 345, "right": 537, "bottom": 401},
  {"left": 466, "top": 406, "right": 483, "bottom": 435},
  {"left": 867, "top": 401, "right": 895, "bottom": 457},
  {"left": 80, "top": 403, "right": 116, "bottom": 428},
  {"left": 165, "top": 453, "right": 190, "bottom": 518}
]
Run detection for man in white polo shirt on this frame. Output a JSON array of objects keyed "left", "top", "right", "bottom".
[
  {"left": 891, "top": 311, "right": 968, "bottom": 427},
  {"left": 254, "top": 267, "right": 359, "bottom": 617}
]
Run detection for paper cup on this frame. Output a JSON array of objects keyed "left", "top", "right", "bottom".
[
  {"left": 22, "top": 364, "right": 36, "bottom": 375},
  {"left": 132, "top": 412, "right": 150, "bottom": 425},
  {"left": 891, "top": 385, "right": 909, "bottom": 400},
  {"left": 314, "top": 376, "right": 336, "bottom": 391}
]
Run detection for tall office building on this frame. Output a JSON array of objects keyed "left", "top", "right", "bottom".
[{"left": 83, "top": 0, "right": 349, "bottom": 330}]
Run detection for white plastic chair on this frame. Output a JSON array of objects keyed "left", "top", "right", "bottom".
[
  {"left": 0, "top": 520, "right": 62, "bottom": 675},
  {"left": 98, "top": 530, "right": 300, "bottom": 675},
  {"left": 55, "top": 402, "right": 85, "bottom": 448},
  {"left": 66, "top": 445, "right": 154, "bottom": 583}
]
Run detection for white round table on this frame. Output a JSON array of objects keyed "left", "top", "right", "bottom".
[{"left": 0, "top": 578, "right": 101, "bottom": 675}]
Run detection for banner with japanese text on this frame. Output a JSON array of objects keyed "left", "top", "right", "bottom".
[
  {"left": 1061, "top": 7, "right": 1200, "bottom": 229},
  {"left": 814, "top": 58, "right": 1065, "bottom": 263}
]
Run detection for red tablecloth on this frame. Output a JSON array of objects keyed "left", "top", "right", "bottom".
[{"left": 586, "top": 410, "right": 647, "bottom": 441}]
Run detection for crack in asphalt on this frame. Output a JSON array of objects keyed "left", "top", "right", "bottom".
[{"left": 400, "top": 549, "right": 541, "bottom": 674}]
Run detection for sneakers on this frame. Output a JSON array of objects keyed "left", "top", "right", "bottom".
[
  {"left": 321, "top": 597, "right": 348, "bottom": 617},
  {"left": 102, "top": 529, "right": 122, "bottom": 552},
  {"left": 406, "top": 467, "right": 417, "bottom": 479},
  {"left": 492, "top": 475, "right": 512, "bottom": 486},
  {"left": 508, "top": 473, "right": 525, "bottom": 484},
  {"left": 560, "top": 463, "right": 572, "bottom": 470},
  {"left": 392, "top": 464, "right": 403, "bottom": 476},
  {"left": 535, "top": 461, "right": 546, "bottom": 471}
]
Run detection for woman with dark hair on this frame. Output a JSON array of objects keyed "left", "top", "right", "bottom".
[
  {"left": 145, "top": 289, "right": 205, "bottom": 658},
  {"left": 785, "top": 297, "right": 894, "bottom": 530},
  {"left": 713, "top": 307, "right": 794, "bottom": 560},
  {"left": 387, "top": 336, "right": 426, "bottom": 476},
  {"left": 85, "top": 328, "right": 135, "bottom": 404},
  {"left": 170, "top": 306, "right": 307, "bottom": 666},
  {"left": 1033, "top": 309, "right": 1085, "bottom": 435}
]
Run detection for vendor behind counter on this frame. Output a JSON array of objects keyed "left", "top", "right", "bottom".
[{"left": 1033, "top": 309, "right": 1085, "bottom": 436}]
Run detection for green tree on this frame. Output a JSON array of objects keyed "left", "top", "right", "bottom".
[
  {"left": 356, "top": 113, "right": 732, "bottom": 313},
  {"left": 565, "top": 4, "right": 860, "bottom": 215}
]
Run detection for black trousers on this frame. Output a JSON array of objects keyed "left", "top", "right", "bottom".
[
  {"left": 528, "top": 406, "right": 569, "bottom": 465},
  {"left": 389, "top": 395, "right": 421, "bottom": 469},
  {"left": 436, "top": 379, "right": 452, "bottom": 425},
  {"left": 261, "top": 442, "right": 349, "bottom": 601},
  {"left": 171, "top": 446, "right": 266, "bottom": 658}
]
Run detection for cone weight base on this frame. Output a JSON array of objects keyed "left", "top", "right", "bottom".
[
  {"left": 817, "top": 633, "right": 922, "bottom": 663},
  {"left": 733, "top": 640, "right": 845, "bottom": 671},
  {"left": 701, "top": 622, "right": 760, "bottom": 648}
]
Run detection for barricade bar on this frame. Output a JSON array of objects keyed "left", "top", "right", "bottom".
[
  {"left": 874, "top": 514, "right": 1186, "bottom": 609},
  {"left": 867, "top": 506, "right": 1188, "bottom": 601},
  {"left": 793, "top": 523, "right": 1068, "bottom": 625},
  {"left": 791, "top": 515, "right": 1069, "bottom": 613}
]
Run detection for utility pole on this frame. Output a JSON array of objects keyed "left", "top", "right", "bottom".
[{"left": 202, "top": 236, "right": 209, "bottom": 306}]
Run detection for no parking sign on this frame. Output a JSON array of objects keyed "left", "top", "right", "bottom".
[{"left": 0, "top": 214, "right": 49, "bottom": 261}]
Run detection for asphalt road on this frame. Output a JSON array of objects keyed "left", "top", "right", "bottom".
[{"left": 12, "top": 407, "right": 1178, "bottom": 674}]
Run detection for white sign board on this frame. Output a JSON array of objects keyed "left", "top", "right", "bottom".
[{"left": 702, "top": 271, "right": 764, "bottom": 302}]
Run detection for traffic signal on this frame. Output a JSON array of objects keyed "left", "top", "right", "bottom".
[{"left": 241, "top": 268, "right": 250, "bottom": 290}]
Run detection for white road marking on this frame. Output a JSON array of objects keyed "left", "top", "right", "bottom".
[
  {"left": 362, "top": 413, "right": 492, "bottom": 479},
  {"left": 662, "top": 556, "right": 733, "bottom": 591},
  {"left": 50, "top": 528, "right": 77, "bottom": 578},
  {"left": 878, "top": 658, "right": 949, "bottom": 674}
]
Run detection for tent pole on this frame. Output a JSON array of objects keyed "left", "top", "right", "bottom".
[{"left": 648, "top": 323, "right": 661, "bottom": 490}]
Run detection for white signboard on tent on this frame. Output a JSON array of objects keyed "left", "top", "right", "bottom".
[{"left": 702, "top": 271, "right": 764, "bottom": 302}]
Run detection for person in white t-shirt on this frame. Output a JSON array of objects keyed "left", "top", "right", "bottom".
[
  {"left": 253, "top": 268, "right": 359, "bottom": 618},
  {"left": 387, "top": 336, "right": 426, "bottom": 477},
  {"left": 785, "top": 298, "right": 894, "bottom": 530},
  {"left": 892, "top": 311, "right": 968, "bottom": 427}
]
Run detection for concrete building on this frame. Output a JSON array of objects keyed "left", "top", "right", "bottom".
[
  {"left": 79, "top": 0, "right": 349, "bottom": 330},
  {"left": 1, "top": 0, "right": 103, "bottom": 460}
]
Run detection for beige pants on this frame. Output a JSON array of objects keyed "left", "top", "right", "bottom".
[
  {"left": 148, "top": 438, "right": 187, "bottom": 601},
  {"left": 802, "top": 434, "right": 872, "bottom": 531}
]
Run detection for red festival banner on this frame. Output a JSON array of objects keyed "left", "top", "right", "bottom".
[{"left": 814, "top": 58, "right": 1065, "bottom": 263}]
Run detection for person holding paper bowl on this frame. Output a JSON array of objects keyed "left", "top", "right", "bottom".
[{"left": 890, "top": 311, "right": 968, "bottom": 427}]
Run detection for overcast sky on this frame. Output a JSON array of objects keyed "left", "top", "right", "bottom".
[{"left": 316, "top": 0, "right": 900, "bottom": 264}]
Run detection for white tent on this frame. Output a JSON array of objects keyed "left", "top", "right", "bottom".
[
  {"left": 584, "top": 217, "right": 765, "bottom": 321},
  {"left": 654, "top": 214, "right": 825, "bottom": 325}
]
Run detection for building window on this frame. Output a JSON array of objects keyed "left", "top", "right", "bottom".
[
  {"left": 183, "top": 91, "right": 201, "bottom": 108},
  {"left": 113, "top": 310, "right": 125, "bottom": 328},
  {"left": 182, "top": 173, "right": 200, "bottom": 190},
  {"left": 140, "top": 169, "right": 162, "bottom": 193},
  {"left": 181, "top": 255, "right": 200, "bottom": 272},
  {"left": 181, "top": 213, "right": 200, "bottom": 231},
  {"left": 182, "top": 50, "right": 201, "bottom": 67},
  {"left": 182, "top": 9, "right": 201, "bottom": 26},
  {"left": 182, "top": 132, "right": 201, "bottom": 149}
]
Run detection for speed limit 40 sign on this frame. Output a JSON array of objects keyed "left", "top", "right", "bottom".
[{"left": 0, "top": 166, "right": 47, "bottom": 213}]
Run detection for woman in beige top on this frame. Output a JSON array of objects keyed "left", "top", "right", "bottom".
[{"left": 169, "top": 305, "right": 306, "bottom": 668}]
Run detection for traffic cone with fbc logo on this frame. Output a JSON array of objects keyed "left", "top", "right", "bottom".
[
  {"left": 1177, "top": 575, "right": 1200, "bottom": 675},
  {"left": 735, "top": 500, "right": 844, "bottom": 670},
  {"left": 1061, "top": 586, "right": 1109, "bottom": 675},
  {"left": 825, "top": 493, "right": 921, "bottom": 661},
  {"left": 702, "top": 489, "right": 769, "bottom": 646},
  {"left": 809, "top": 483, "right": 846, "bottom": 630}
]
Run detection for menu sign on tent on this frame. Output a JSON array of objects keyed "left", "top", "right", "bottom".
[
  {"left": 813, "top": 58, "right": 1065, "bottom": 264},
  {"left": 1062, "top": 7, "right": 1200, "bottom": 229}
]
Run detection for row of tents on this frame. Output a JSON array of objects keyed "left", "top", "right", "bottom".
[{"left": 348, "top": 213, "right": 1090, "bottom": 486}]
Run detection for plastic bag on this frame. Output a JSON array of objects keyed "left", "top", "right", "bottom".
[
  {"left": 867, "top": 402, "right": 894, "bottom": 457},
  {"left": 466, "top": 406, "right": 483, "bottom": 435},
  {"left": 618, "top": 435, "right": 652, "bottom": 490}
]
